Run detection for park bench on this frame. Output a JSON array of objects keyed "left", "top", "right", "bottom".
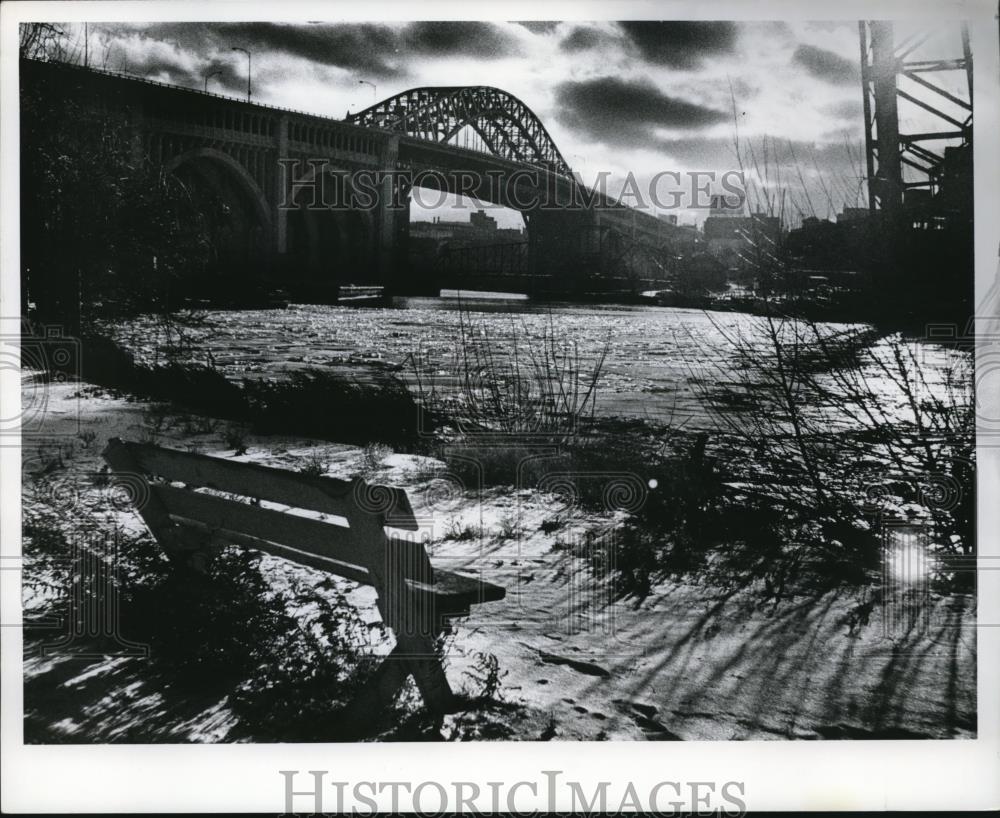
[{"left": 102, "top": 437, "right": 505, "bottom": 728}]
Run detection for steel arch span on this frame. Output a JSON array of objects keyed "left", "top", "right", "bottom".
[{"left": 347, "top": 86, "right": 572, "bottom": 177}]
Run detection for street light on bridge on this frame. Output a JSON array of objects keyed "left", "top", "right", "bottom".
[
  {"left": 204, "top": 69, "right": 222, "bottom": 93},
  {"left": 231, "top": 46, "right": 251, "bottom": 102},
  {"left": 358, "top": 79, "right": 376, "bottom": 102}
]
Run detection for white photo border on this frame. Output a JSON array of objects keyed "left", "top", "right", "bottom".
[{"left": 1, "top": 0, "right": 997, "bottom": 812}]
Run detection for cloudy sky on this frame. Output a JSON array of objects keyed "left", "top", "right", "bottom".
[{"left": 60, "top": 20, "right": 968, "bottom": 227}]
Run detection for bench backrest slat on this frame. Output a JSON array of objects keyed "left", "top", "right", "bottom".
[
  {"left": 154, "top": 484, "right": 377, "bottom": 578},
  {"left": 172, "top": 517, "right": 374, "bottom": 586},
  {"left": 112, "top": 439, "right": 418, "bottom": 530}
]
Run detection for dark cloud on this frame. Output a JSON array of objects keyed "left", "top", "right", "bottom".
[
  {"left": 104, "top": 22, "right": 205, "bottom": 50},
  {"left": 512, "top": 21, "right": 560, "bottom": 35},
  {"left": 99, "top": 40, "right": 244, "bottom": 94},
  {"left": 559, "top": 26, "right": 609, "bottom": 53},
  {"left": 229, "top": 22, "right": 402, "bottom": 76},
  {"left": 617, "top": 21, "right": 738, "bottom": 68},
  {"left": 792, "top": 44, "right": 859, "bottom": 85},
  {"left": 118, "top": 22, "right": 404, "bottom": 80},
  {"left": 116, "top": 51, "right": 194, "bottom": 86},
  {"left": 402, "top": 21, "right": 521, "bottom": 58},
  {"left": 107, "top": 21, "right": 522, "bottom": 89},
  {"left": 202, "top": 59, "right": 250, "bottom": 94},
  {"left": 554, "top": 76, "right": 728, "bottom": 147}
]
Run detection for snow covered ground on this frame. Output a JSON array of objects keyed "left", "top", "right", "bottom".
[{"left": 20, "top": 376, "right": 976, "bottom": 742}]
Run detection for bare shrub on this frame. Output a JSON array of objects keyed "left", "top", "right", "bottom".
[
  {"left": 463, "top": 651, "right": 508, "bottom": 701},
  {"left": 223, "top": 426, "right": 249, "bottom": 457},
  {"left": 443, "top": 516, "right": 483, "bottom": 542},
  {"left": 360, "top": 442, "right": 391, "bottom": 476},
  {"left": 298, "top": 451, "right": 329, "bottom": 477},
  {"left": 410, "top": 307, "right": 608, "bottom": 445},
  {"left": 496, "top": 511, "right": 521, "bottom": 540},
  {"left": 694, "top": 311, "right": 974, "bottom": 588}
]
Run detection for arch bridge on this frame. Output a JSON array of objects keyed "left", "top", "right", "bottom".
[
  {"left": 347, "top": 86, "right": 573, "bottom": 177},
  {"left": 21, "top": 58, "right": 682, "bottom": 298}
]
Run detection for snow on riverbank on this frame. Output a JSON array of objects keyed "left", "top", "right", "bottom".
[{"left": 21, "top": 375, "right": 975, "bottom": 741}]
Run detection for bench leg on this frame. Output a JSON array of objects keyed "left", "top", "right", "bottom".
[
  {"left": 394, "top": 633, "right": 455, "bottom": 716},
  {"left": 338, "top": 648, "right": 411, "bottom": 735},
  {"left": 347, "top": 521, "right": 457, "bottom": 729},
  {"left": 355, "top": 636, "right": 455, "bottom": 715},
  {"left": 338, "top": 635, "right": 453, "bottom": 738}
]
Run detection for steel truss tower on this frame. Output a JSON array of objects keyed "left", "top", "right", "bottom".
[{"left": 859, "top": 21, "right": 973, "bottom": 221}]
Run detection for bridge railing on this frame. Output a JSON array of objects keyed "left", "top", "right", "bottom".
[{"left": 21, "top": 57, "right": 366, "bottom": 127}]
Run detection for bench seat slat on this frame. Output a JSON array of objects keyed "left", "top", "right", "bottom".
[{"left": 114, "top": 439, "right": 418, "bottom": 529}]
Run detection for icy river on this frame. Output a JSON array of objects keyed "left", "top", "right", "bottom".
[{"left": 109, "top": 296, "right": 963, "bottom": 431}]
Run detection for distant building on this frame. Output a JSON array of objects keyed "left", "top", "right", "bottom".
[
  {"left": 785, "top": 213, "right": 871, "bottom": 271},
  {"left": 708, "top": 192, "right": 746, "bottom": 217},
  {"left": 654, "top": 213, "right": 701, "bottom": 250},
  {"left": 703, "top": 210, "right": 780, "bottom": 264},
  {"left": 836, "top": 207, "right": 869, "bottom": 223},
  {"left": 410, "top": 209, "right": 524, "bottom": 245},
  {"left": 670, "top": 224, "right": 702, "bottom": 251},
  {"left": 675, "top": 251, "right": 729, "bottom": 294},
  {"left": 469, "top": 209, "right": 498, "bottom": 231},
  {"left": 407, "top": 210, "right": 525, "bottom": 292}
]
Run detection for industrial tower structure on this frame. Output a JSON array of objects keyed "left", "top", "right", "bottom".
[{"left": 859, "top": 21, "right": 973, "bottom": 224}]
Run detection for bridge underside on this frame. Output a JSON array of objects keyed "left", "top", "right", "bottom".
[
  {"left": 21, "top": 58, "right": 681, "bottom": 301},
  {"left": 398, "top": 141, "right": 677, "bottom": 295},
  {"left": 169, "top": 152, "right": 271, "bottom": 284}
]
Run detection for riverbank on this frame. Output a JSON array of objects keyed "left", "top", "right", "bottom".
[{"left": 21, "top": 371, "right": 976, "bottom": 741}]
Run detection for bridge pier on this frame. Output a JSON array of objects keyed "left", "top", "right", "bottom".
[
  {"left": 526, "top": 209, "right": 604, "bottom": 294},
  {"left": 275, "top": 114, "right": 290, "bottom": 257},
  {"left": 374, "top": 134, "right": 406, "bottom": 286}
]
